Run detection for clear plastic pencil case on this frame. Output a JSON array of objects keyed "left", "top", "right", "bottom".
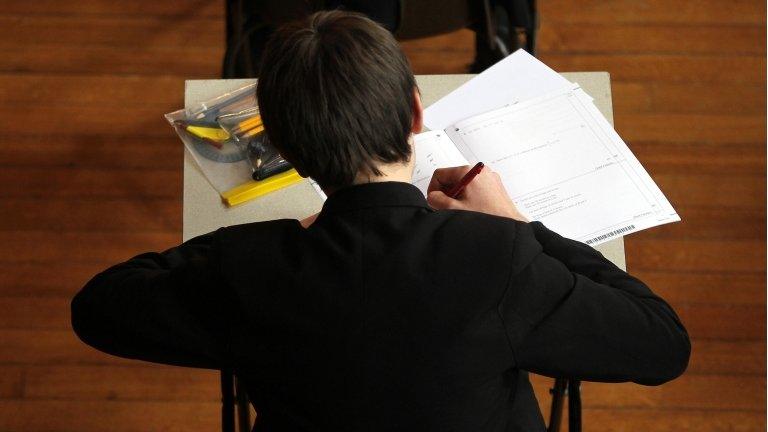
[{"left": 164, "top": 83, "right": 300, "bottom": 206}]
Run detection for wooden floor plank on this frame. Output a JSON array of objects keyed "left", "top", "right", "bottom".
[
  {"left": 636, "top": 271, "right": 766, "bottom": 306},
  {"left": 613, "top": 82, "right": 766, "bottom": 115},
  {"left": 0, "top": 198, "right": 180, "bottom": 233},
  {"left": 0, "top": 297, "right": 73, "bottom": 329},
  {"left": 620, "top": 115, "right": 766, "bottom": 148},
  {"left": 540, "top": 54, "right": 766, "bottom": 84},
  {"left": 0, "top": 329, "right": 135, "bottom": 365},
  {"left": 0, "top": 232, "right": 180, "bottom": 264},
  {"left": 625, "top": 239, "right": 765, "bottom": 273},
  {"left": 578, "top": 408, "right": 763, "bottom": 432},
  {"left": 0, "top": 366, "right": 23, "bottom": 398},
  {"left": 0, "top": 167, "right": 181, "bottom": 199},
  {"left": 24, "top": 364, "right": 220, "bottom": 401},
  {"left": 0, "top": 74, "right": 185, "bottom": 107},
  {"left": 616, "top": 113, "right": 766, "bottom": 144},
  {"left": 634, "top": 206, "right": 764, "bottom": 240},
  {"left": 631, "top": 142, "right": 765, "bottom": 175},
  {"left": 652, "top": 174, "right": 765, "bottom": 209},
  {"left": 0, "top": 16, "right": 222, "bottom": 49},
  {"left": 0, "top": 46, "right": 222, "bottom": 76},
  {"left": 399, "top": 29, "right": 474, "bottom": 53},
  {"left": 0, "top": 0, "right": 223, "bottom": 17},
  {"left": 0, "top": 136, "right": 182, "bottom": 170},
  {"left": 0, "top": 262, "right": 111, "bottom": 297},
  {"left": 675, "top": 303, "right": 765, "bottom": 340},
  {"left": 539, "top": 24, "right": 766, "bottom": 55},
  {"left": 684, "top": 340, "right": 766, "bottom": 375},
  {"left": 539, "top": 0, "right": 766, "bottom": 25},
  {"left": 0, "top": 106, "right": 184, "bottom": 137},
  {"left": 0, "top": 400, "right": 219, "bottom": 432}
]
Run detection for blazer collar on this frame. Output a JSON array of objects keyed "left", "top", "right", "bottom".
[{"left": 320, "top": 181, "right": 431, "bottom": 214}]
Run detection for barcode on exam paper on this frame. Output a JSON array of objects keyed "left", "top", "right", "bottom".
[{"left": 584, "top": 225, "right": 636, "bottom": 245}]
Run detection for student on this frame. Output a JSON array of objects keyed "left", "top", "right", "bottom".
[{"left": 72, "top": 11, "right": 690, "bottom": 432}]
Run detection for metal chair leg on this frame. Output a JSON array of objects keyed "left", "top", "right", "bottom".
[
  {"left": 221, "top": 370, "right": 235, "bottom": 432},
  {"left": 548, "top": 378, "right": 582, "bottom": 432},
  {"left": 547, "top": 378, "right": 567, "bottom": 432},
  {"left": 525, "top": 0, "right": 538, "bottom": 55},
  {"left": 568, "top": 379, "right": 581, "bottom": 432},
  {"left": 235, "top": 376, "right": 251, "bottom": 432}
]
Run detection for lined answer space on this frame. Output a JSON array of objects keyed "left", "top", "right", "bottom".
[{"left": 446, "top": 87, "right": 679, "bottom": 244}]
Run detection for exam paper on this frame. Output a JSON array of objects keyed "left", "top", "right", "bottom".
[
  {"left": 411, "top": 131, "right": 469, "bottom": 195},
  {"left": 423, "top": 49, "right": 572, "bottom": 130},
  {"left": 445, "top": 86, "right": 680, "bottom": 245},
  {"left": 310, "top": 179, "right": 328, "bottom": 200}
]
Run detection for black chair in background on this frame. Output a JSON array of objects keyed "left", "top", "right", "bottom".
[
  {"left": 219, "top": 2, "right": 581, "bottom": 432},
  {"left": 222, "top": 0, "right": 537, "bottom": 78}
]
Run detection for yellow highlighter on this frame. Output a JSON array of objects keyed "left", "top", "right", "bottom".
[
  {"left": 175, "top": 121, "right": 230, "bottom": 149},
  {"left": 221, "top": 169, "right": 303, "bottom": 207},
  {"left": 185, "top": 125, "right": 230, "bottom": 142}
]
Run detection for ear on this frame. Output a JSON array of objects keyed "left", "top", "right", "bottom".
[{"left": 411, "top": 87, "right": 424, "bottom": 135}]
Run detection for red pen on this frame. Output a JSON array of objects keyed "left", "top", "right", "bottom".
[{"left": 444, "top": 162, "right": 484, "bottom": 198}]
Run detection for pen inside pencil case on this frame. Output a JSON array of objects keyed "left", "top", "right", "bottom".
[{"left": 242, "top": 134, "right": 292, "bottom": 180}]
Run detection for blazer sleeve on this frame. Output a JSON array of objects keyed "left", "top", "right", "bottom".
[
  {"left": 71, "top": 231, "right": 232, "bottom": 369},
  {"left": 499, "top": 222, "right": 690, "bottom": 385}
]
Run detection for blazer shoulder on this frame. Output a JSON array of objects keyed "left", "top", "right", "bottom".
[
  {"left": 213, "top": 219, "right": 303, "bottom": 277},
  {"left": 433, "top": 210, "right": 543, "bottom": 275},
  {"left": 216, "top": 219, "right": 302, "bottom": 246}
]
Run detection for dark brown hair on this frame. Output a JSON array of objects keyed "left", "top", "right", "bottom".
[{"left": 256, "top": 10, "right": 417, "bottom": 189}]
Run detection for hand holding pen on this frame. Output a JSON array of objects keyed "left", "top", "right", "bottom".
[{"left": 426, "top": 162, "right": 529, "bottom": 222}]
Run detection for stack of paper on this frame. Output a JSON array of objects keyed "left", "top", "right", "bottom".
[
  {"left": 414, "top": 50, "right": 679, "bottom": 246},
  {"left": 423, "top": 49, "right": 575, "bottom": 130}
]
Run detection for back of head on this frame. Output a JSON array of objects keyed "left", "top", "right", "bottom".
[{"left": 257, "top": 10, "right": 417, "bottom": 190}]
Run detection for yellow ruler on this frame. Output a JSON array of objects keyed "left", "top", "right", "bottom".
[{"left": 221, "top": 169, "right": 303, "bottom": 207}]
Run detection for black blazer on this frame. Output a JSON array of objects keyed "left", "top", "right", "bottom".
[{"left": 72, "top": 181, "right": 690, "bottom": 432}]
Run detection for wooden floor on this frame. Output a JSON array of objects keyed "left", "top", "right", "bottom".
[{"left": 0, "top": 1, "right": 765, "bottom": 430}]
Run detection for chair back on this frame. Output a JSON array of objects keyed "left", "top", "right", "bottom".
[{"left": 394, "top": 0, "right": 477, "bottom": 40}]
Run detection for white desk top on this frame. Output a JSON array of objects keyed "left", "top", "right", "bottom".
[{"left": 182, "top": 73, "right": 625, "bottom": 270}]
